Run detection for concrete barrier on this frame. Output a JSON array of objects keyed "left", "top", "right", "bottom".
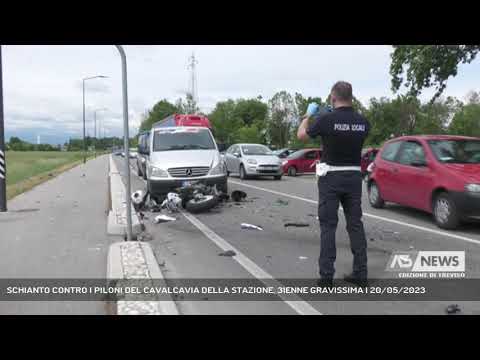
[{"left": 107, "top": 155, "right": 142, "bottom": 236}]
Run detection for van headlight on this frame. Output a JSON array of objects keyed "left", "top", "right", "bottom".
[
  {"left": 247, "top": 159, "right": 257, "bottom": 165},
  {"left": 465, "top": 184, "right": 480, "bottom": 193},
  {"left": 282, "top": 160, "right": 288, "bottom": 166},
  {"left": 210, "top": 162, "right": 226, "bottom": 176},
  {"left": 149, "top": 166, "right": 168, "bottom": 178}
]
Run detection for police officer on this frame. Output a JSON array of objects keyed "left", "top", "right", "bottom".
[{"left": 297, "top": 81, "right": 370, "bottom": 287}]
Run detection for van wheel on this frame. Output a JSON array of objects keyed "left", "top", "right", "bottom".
[
  {"left": 368, "top": 181, "right": 385, "bottom": 208},
  {"left": 433, "top": 192, "right": 460, "bottom": 230},
  {"left": 239, "top": 165, "right": 248, "bottom": 180},
  {"left": 288, "top": 166, "right": 297, "bottom": 177}
]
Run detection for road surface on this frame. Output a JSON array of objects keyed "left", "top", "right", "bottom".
[
  {"left": 118, "top": 156, "right": 480, "bottom": 315},
  {"left": 0, "top": 155, "right": 114, "bottom": 315}
]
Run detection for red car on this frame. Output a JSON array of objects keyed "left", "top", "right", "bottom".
[
  {"left": 368, "top": 135, "right": 480, "bottom": 229},
  {"left": 282, "top": 148, "right": 322, "bottom": 176},
  {"left": 361, "top": 147, "right": 379, "bottom": 177}
]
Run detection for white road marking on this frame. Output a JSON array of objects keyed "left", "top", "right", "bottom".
[
  {"left": 229, "top": 180, "right": 480, "bottom": 246},
  {"left": 181, "top": 210, "right": 322, "bottom": 315}
]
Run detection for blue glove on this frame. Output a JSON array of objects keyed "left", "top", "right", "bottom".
[{"left": 306, "top": 103, "right": 319, "bottom": 117}]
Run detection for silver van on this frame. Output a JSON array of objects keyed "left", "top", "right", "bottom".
[{"left": 140, "top": 126, "right": 227, "bottom": 197}]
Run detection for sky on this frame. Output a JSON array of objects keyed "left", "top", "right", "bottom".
[{"left": 2, "top": 45, "right": 480, "bottom": 145}]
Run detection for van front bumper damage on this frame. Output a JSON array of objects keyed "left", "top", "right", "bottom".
[{"left": 148, "top": 175, "right": 228, "bottom": 196}]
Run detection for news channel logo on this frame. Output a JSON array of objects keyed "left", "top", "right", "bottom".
[{"left": 386, "top": 251, "right": 465, "bottom": 278}]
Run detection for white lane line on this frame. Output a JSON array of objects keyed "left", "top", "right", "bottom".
[
  {"left": 181, "top": 210, "right": 322, "bottom": 315},
  {"left": 229, "top": 179, "right": 480, "bottom": 246}
]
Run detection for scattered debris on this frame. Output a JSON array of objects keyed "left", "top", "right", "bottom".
[
  {"left": 48, "top": 173, "right": 53, "bottom": 177},
  {"left": 241, "top": 223, "right": 264, "bottom": 231},
  {"left": 218, "top": 250, "right": 236, "bottom": 257},
  {"left": 299, "top": 256, "right": 308, "bottom": 260},
  {"left": 274, "top": 199, "right": 289, "bottom": 206},
  {"left": 218, "top": 193, "right": 230, "bottom": 202},
  {"left": 445, "top": 304, "right": 461, "bottom": 315},
  {"left": 161, "top": 192, "right": 183, "bottom": 213},
  {"left": 409, "top": 246, "right": 415, "bottom": 250},
  {"left": 231, "top": 190, "right": 247, "bottom": 202},
  {"left": 137, "top": 232, "right": 153, "bottom": 242},
  {"left": 284, "top": 222, "right": 310, "bottom": 228},
  {"left": 158, "top": 260, "right": 166, "bottom": 267},
  {"left": 370, "top": 238, "right": 375, "bottom": 242},
  {"left": 154, "top": 215, "right": 176, "bottom": 224}
]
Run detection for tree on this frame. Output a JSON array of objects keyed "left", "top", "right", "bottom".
[
  {"left": 176, "top": 93, "right": 200, "bottom": 114},
  {"left": 390, "top": 45, "right": 480, "bottom": 102},
  {"left": 233, "top": 98, "right": 268, "bottom": 126},
  {"left": 208, "top": 100, "right": 244, "bottom": 145},
  {"left": 294, "top": 93, "right": 324, "bottom": 118},
  {"left": 267, "top": 91, "right": 298, "bottom": 148},
  {"left": 140, "top": 99, "right": 180, "bottom": 131},
  {"left": 449, "top": 103, "right": 480, "bottom": 137}
]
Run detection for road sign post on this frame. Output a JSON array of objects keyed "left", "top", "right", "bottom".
[{"left": 0, "top": 45, "right": 6, "bottom": 212}]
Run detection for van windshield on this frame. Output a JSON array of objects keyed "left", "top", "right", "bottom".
[
  {"left": 153, "top": 128, "right": 216, "bottom": 152},
  {"left": 428, "top": 139, "right": 480, "bottom": 164}
]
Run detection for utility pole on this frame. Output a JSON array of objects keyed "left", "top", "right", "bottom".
[
  {"left": 0, "top": 45, "right": 6, "bottom": 212},
  {"left": 187, "top": 52, "right": 198, "bottom": 113}
]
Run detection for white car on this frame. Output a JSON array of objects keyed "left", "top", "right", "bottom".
[{"left": 225, "top": 143, "right": 283, "bottom": 180}]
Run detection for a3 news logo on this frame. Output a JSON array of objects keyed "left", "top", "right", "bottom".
[{"left": 386, "top": 251, "right": 465, "bottom": 278}]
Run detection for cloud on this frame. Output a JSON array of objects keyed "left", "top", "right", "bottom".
[{"left": 3, "top": 45, "right": 480, "bottom": 144}]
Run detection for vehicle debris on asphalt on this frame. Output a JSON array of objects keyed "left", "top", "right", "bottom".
[
  {"left": 445, "top": 304, "right": 461, "bottom": 315},
  {"left": 241, "top": 223, "right": 264, "bottom": 231},
  {"left": 231, "top": 190, "right": 247, "bottom": 202},
  {"left": 154, "top": 215, "right": 177, "bottom": 224},
  {"left": 299, "top": 256, "right": 308, "bottom": 260},
  {"left": 274, "top": 199, "right": 289, "bottom": 206},
  {"left": 161, "top": 192, "right": 183, "bottom": 213},
  {"left": 284, "top": 222, "right": 310, "bottom": 228},
  {"left": 218, "top": 250, "right": 236, "bottom": 257}
]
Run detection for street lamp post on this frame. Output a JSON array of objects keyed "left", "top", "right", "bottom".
[
  {"left": 115, "top": 45, "right": 133, "bottom": 242},
  {"left": 82, "top": 75, "right": 108, "bottom": 164},
  {"left": 93, "top": 107, "right": 107, "bottom": 158},
  {"left": 0, "top": 45, "right": 6, "bottom": 212}
]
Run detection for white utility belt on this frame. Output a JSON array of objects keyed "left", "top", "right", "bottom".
[{"left": 316, "top": 162, "right": 361, "bottom": 177}]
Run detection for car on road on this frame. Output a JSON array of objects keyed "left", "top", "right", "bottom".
[
  {"left": 361, "top": 147, "right": 379, "bottom": 178},
  {"left": 281, "top": 148, "right": 322, "bottom": 177},
  {"left": 368, "top": 135, "right": 480, "bottom": 229},
  {"left": 225, "top": 143, "right": 283, "bottom": 180},
  {"left": 272, "top": 148, "right": 298, "bottom": 159}
]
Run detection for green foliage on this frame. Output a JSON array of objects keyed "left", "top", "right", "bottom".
[
  {"left": 390, "top": 45, "right": 480, "bottom": 102},
  {"left": 140, "top": 99, "right": 180, "bottom": 131},
  {"left": 267, "top": 91, "right": 298, "bottom": 148},
  {"left": 234, "top": 98, "right": 268, "bottom": 126},
  {"left": 449, "top": 103, "right": 480, "bottom": 137},
  {"left": 208, "top": 99, "right": 244, "bottom": 145}
]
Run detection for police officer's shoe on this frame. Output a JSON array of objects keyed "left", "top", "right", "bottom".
[
  {"left": 343, "top": 273, "right": 368, "bottom": 287},
  {"left": 316, "top": 278, "right": 334, "bottom": 288}
]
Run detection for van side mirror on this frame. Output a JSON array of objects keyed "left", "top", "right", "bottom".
[{"left": 233, "top": 152, "right": 241, "bottom": 158}]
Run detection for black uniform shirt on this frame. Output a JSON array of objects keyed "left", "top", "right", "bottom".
[{"left": 306, "top": 106, "right": 370, "bottom": 166}]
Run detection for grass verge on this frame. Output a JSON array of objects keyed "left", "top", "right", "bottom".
[{"left": 5, "top": 151, "right": 101, "bottom": 200}]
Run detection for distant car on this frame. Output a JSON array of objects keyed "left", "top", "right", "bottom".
[
  {"left": 225, "top": 143, "right": 283, "bottom": 180},
  {"left": 272, "top": 148, "right": 299, "bottom": 159},
  {"left": 368, "top": 135, "right": 480, "bottom": 229},
  {"left": 361, "top": 147, "right": 379, "bottom": 177},
  {"left": 282, "top": 148, "right": 322, "bottom": 176}
]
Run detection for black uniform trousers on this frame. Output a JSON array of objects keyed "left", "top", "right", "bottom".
[{"left": 317, "top": 171, "right": 367, "bottom": 279}]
